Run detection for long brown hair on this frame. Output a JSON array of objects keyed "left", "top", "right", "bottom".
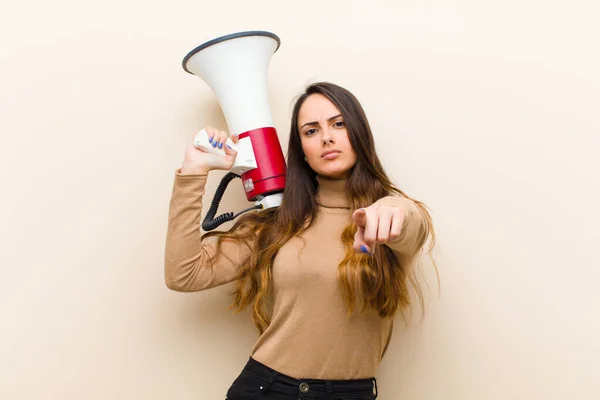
[{"left": 202, "top": 82, "right": 436, "bottom": 334}]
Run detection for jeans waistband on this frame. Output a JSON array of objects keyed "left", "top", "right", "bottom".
[{"left": 242, "top": 357, "right": 378, "bottom": 398}]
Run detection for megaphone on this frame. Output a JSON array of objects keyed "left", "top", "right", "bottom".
[{"left": 182, "top": 31, "right": 287, "bottom": 231}]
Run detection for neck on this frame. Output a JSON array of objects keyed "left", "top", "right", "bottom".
[{"left": 315, "top": 174, "right": 350, "bottom": 209}]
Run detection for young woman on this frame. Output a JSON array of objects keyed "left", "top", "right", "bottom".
[{"left": 165, "top": 82, "right": 436, "bottom": 399}]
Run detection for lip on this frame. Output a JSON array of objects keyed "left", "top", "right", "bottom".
[{"left": 321, "top": 150, "right": 341, "bottom": 158}]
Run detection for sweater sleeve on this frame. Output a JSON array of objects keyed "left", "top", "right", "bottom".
[
  {"left": 372, "top": 195, "right": 429, "bottom": 262},
  {"left": 164, "top": 170, "right": 254, "bottom": 292}
]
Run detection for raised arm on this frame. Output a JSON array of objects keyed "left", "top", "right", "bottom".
[
  {"left": 164, "top": 127, "right": 250, "bottom": 292},
  {"left": 164, "top": 171, "right": 253, "bottom": 291}
]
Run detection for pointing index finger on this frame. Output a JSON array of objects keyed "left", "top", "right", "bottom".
[{"left": 352, "top": 208, "right": 367, "bottom": 229}]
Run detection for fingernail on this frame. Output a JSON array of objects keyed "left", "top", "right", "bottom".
[
  {"left": 226, "top": 144, "right": 232, "bottom": 149},
  {"left": 360, "top": 245, "right": 369, "bottom": 254},
  {"left": 218, "top": 142, "right": 223, "bottom": 149},
  {"left": 208, "top": 136, "right": 213, "bottom": 143}
]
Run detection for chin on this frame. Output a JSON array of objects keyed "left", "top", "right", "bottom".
[{"left": 311, "top": 158, "right": 355, "bottom": 179}]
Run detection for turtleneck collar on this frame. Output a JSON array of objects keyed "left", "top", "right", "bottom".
[{"left": 315, "top": 175, "right": 351, "bottom": 209}]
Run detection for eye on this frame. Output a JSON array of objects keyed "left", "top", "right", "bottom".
[
  {"left": 333, "top": 121, "right": 345, "bottom": 128},
  {"left": 305, "top": 128, "right": 317, "bottom": 136}
]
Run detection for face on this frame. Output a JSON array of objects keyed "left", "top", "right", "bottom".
[{"left": 297, "top": 94, "right": 358, "bottom": 179}]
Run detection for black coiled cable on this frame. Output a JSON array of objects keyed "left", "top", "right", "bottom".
[{"left": 202, "top": 172, "right": 263, "bottom": 231}]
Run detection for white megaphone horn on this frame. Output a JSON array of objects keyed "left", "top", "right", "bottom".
[{"left": 182, "top": 31, "right": 287, "bottom": 231}]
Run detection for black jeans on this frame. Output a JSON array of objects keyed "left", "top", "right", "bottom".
[{"left": 225, "top": 357, "right": 378, "bottom": 400}]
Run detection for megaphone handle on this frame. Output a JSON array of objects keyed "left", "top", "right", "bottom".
[{"left": 193, "top": 129, "right": 236, "bottom": 156}]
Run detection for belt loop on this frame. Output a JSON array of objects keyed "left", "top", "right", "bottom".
[
  {"left": 257, "top": 369, "right": 279, "bottom": 397},
  {"left": 325, "top": 380, "right": 333, "bottom": 399}
]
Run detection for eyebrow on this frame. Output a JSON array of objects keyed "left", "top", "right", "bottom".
[{"left": 299, "top": 114, "right": 342, "bottom": 130}]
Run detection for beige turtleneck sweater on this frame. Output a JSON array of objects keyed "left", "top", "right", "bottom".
[{"left": 164, "top": 171, "right": 427, "bottom": 380}]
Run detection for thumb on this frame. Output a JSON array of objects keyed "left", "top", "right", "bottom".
[{"left": 223, "top": 141, "right": 238, "bottom": 162}]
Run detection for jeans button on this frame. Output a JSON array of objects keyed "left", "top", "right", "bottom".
[{"left": 299, "top": 382, "right": 310, "bottom": 393}]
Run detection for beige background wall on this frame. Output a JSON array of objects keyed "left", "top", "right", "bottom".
[{"left": 1, "top": 1, "right": 598, "bottom": 399}]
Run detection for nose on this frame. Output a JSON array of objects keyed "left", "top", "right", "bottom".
[{"left": 321, "top": 129, "right": 335, "bottom": 146}]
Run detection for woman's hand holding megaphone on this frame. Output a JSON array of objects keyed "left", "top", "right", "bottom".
[{"left": 180, "top": 127, "right": 238, "bottom": 174}]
